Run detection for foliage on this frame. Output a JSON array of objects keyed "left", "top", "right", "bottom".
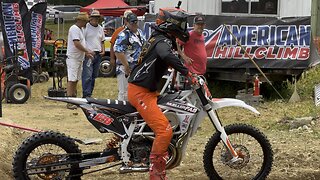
[
  {"left": 260, "top": 81, "right": 292, "bottom": 100},
  {"left": 207, "top": 80, "right": 246, "bottom": 98},
  {"left": 293, "top": 66, "right": 320, "bottom": 100}
]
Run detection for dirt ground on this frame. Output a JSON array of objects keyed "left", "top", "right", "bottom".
[{"left": 1, "top": 78, "right": 320, "bottom": 180}]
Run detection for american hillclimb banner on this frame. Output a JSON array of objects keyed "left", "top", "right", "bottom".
[
  {"left": 203, "top": 16, "right": 314, "bottom": 70},
  {"left": 143, "top": 15, "right": 318, "bottom": 72}
]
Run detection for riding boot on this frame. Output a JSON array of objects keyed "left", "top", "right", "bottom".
[{"left": 149, "top": 152, "right": 168, "bottom": 180}]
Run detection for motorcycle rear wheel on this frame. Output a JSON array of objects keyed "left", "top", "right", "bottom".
[
  {"left": 13, "top": 131, "right": 82, "bottom": 179},
  {"left": 203, "top": 123, "right": 273, "bottom": 180}
]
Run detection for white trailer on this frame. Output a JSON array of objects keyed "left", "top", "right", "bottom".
[
  {"left": 153, "top": 0, "right": 311, "bottom": 17},
  {"left": 152, "top": 0, "right": 319, "bottom": 36}
]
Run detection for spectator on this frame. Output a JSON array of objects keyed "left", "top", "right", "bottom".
[
  {"left": 82, "top": 10, "right": 105, "bottom": 98},
  {"left": 109, "top": 10, "right": 133, "bottom": 71},
  {"left": 104, "top": 26, "right": 115, "bottom": 37},
  {"left": 114, "top": 13, "right": 145, "bottom": 101},
  {"left": 66, "top": 12, "right": 94, "bottom": 109},
  {"left": 178, "top": 15, "right": 207, "bottom": 75},
  {"left": 44, "top": 28, "right": 53, "bottom": 40}
]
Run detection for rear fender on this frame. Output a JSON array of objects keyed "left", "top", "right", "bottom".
[
  {"left": 210, "top": 98, "right": 260, "bottom": 115},
  {"left": 44, "top": 96, "right": 88, "bottom": 106}
]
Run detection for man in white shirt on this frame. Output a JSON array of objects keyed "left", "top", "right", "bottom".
[
  {"left": 66, "top": 12, "right": 94, "bottom": 109},
  {"left": 82, "top": 10, "right": 105, "bottom": 98}
]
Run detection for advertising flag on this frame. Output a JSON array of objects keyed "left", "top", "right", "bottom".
[
  {"left": 0, "top": 0, "right": 30, "bottom": 70},
  {"left": 30, "top": 2, "right": 47, "bottom": 65}
]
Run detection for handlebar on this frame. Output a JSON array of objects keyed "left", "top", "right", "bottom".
[{"left": 160, "top": 69, "right": 212, "bottom": 98}]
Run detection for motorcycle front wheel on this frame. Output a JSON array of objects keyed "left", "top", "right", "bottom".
[
  {"left": 13, "top": 131, "right": 83, "bottom": 180},
  {"left": 203, "top": 123, "right": 273, "bottom": 180}
]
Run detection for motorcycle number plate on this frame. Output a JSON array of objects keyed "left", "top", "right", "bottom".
[{"left": 93, "top": 113, "right": 114, "bottom": 125}]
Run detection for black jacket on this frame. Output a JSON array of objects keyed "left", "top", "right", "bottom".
[{"left": 128, "top": 30, "right": 189, "bottom": 92}]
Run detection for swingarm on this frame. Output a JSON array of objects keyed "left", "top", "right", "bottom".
[{"left": 26, "top": 150, "right": 120, "bottom": 176}]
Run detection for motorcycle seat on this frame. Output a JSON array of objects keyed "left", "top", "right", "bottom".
[
  {"left": 86, "top": 92, "right": 179, "bottom": 114},
  {"left": 86, "top": 98, "right": 137, "bottom": 114}
]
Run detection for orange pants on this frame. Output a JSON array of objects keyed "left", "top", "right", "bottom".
[{"left": 128, "top": 83, "right": 173, "bottom": 154}]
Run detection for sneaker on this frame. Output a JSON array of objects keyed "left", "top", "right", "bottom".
[{"left": 66, "top": 103, "right": 77, "bottom": 110}]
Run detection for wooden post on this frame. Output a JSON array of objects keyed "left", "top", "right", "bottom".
[
  {"left": 311, "top": 0, "right": 320, "bottom": 54},
  {"left": 311, "top": 0, "right": 320, "bottom": 38}
]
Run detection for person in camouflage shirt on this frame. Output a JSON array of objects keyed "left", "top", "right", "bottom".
[{"left": 114, "top": 12, "right": 145, "bottom": 101}]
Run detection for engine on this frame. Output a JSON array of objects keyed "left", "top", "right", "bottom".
[{"left": 127, "top": 136, "right": 152, "bottom": 164}]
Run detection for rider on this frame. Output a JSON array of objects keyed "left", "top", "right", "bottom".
[{"left": 127, "top": 8, "right": 193, "bottom": 180}]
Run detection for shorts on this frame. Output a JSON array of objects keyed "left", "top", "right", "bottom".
[{"left": 66, "top": 58, "right": 83, "bottom": 82}]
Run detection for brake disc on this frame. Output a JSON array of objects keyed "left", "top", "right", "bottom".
[
  {"left": 36, "top": 153, "right": 65, "bottom": 180},
  {"left": 220, "top": 144, "right": 250, "bottom": 169}
]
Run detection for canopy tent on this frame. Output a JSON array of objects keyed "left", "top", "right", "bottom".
[{"left": 80, "top": 0, "right": 146, "bottom": 17}]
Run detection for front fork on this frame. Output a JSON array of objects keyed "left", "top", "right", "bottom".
[
  {"left": 195, "top": 87, "right": 240, "bottom": 162},
  {"left": 207, "top": 109, "right": 240, "bottom": 162}
]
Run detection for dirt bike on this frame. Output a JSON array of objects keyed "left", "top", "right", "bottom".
[{"left": 12, "top": 72, "right": 273, "bottom": 180}]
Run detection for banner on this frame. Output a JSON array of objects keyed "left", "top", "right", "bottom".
[
  {"left": 202, "top": 16, "right": 314, "bottom": 70},
  {"left": 30, "top": 2, "right": 47, "bottom": 65},
  {"left": 0, "top": 0, "right": 30, "bottom": 69},
  {"left": 0, "top": 0, "right": 47, "bottom": 82},
  {"left": 143, "top": 15, "right": 319, "bottom": 80}
]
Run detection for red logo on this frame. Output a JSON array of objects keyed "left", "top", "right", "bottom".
[{"left": 93, "top": 113, "right": 113, "bottom": 125}]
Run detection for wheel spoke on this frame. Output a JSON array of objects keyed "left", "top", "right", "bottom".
[
  {"left": 214, "top": 134, "right": 263, "bottom": 179},
  {"left": 13, "top": 131, "right": 82, "bottom": 179},
  {"left": 203, "top": 124, "right": 273, "bottom": 180}
]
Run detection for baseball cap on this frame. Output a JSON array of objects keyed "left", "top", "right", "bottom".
[
  {"left": 126, "top": 13, "right": 138, "bottom": 23},
  {"left": 193, "top": 15, "right": 205, "bottom": 24},
  {"left": 104, "top": 25, "right": 114, "bottom": 30}
]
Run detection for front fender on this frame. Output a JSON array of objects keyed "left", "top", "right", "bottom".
[{"left": 210, "top": 98, "right": 260, "bottom": 115}]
